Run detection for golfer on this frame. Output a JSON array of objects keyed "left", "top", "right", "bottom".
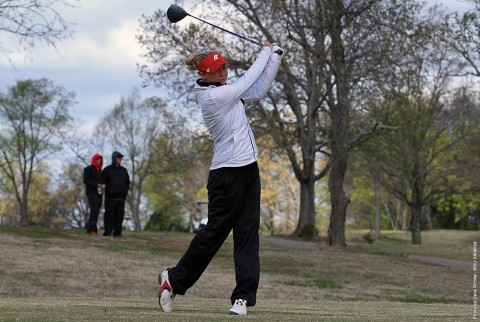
[{"left": 158, "top": 43, "right": 284, "bottom": 316}]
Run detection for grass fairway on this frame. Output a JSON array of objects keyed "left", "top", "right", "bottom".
[
  {"left": 0, "top": 227, "right": 476, "bottom": 321},
  {"left": 346, "top": 229, "right": 478, "bottom": 261},
  {"left": 0, "top": 297, "right": 471, "bottom": 321}
]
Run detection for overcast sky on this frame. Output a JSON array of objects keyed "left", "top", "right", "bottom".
[
  {"left": 0, "top": 0, "right": 475, "bottom": 136},
  {"left": 0, "top": 0, "right": 171, "bottom": 135}
]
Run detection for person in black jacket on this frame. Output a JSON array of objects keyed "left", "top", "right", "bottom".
[
  {"left": 83, "top": 153, "right": 105, "bottom": 235},
  {"left": 102, "top": 151, "right": 130, "bottom": 237}
]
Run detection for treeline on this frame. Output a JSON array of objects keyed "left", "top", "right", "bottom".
[{"left": 1, "top": 0, "right": 479, "bottom": 245}]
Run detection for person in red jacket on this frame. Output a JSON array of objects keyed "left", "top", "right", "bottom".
[{"left": 83, "top": 153, "right": 105, "bottom": 235}]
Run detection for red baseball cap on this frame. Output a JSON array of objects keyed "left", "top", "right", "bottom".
[{"left": 197, "top": 52, "right": 229, "bottom": 73}]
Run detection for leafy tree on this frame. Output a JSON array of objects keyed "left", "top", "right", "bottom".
[
  {"left": 357, "top": 85, "right": 476, "bottom": 244},
  {"left": 145, "top": 133, "right": 212, "bottom": 231},
  {"left": 27, "top": 172, "right": 60, "bottom": 227},
  {"left": 0, "top": 78, "right": 73, "bottom": 225},
  {"left": 348, "top": 147, "right": 413, "bottom": 234},
  {"left": 430, "top": 90, "right": 480, "bottom": 229},
  {"left": 437, "top": 1, "right": 480, "bottom": 229},
  {"left": 257, "top": 136, "right": 299, "bottom": 235},
  {"left": 53, "top": 162, "right": 89, "bottom": 229},
  {"left": 0, "top": 175, "right": 17, "bottom": 225}
]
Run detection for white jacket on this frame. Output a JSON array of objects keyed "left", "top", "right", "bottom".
[{"left": 195, "top": 47, "right": 282, "bottom": 170}]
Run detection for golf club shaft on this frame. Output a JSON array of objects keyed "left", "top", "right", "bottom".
[{"left": 188, "top": 14, "right": 263, "bottom": 47}]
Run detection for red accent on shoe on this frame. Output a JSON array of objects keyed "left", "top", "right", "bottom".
[
  {"left": 159, "top": 280, "right": 172, "bottom": 294},
  {"left": 158, "top": 270, "right": 174, "bottom": 311}
]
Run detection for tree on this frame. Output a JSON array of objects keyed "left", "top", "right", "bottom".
[
  {"left": 53, "top": 162, "right": 89, "bottom": 229},
  {"left": 138, "top": 0, "right": 447, "bottom": 243},
  {"left": 145, "top": 131, "right": 212, "bottom": 232},
  {"left": 324, "top": 0, "right": 351, "bottom": 245},
  {"left": 257, "top": 136, "right": 300, "bottom": 235},
  {"left": 96, "top": 89, "right": 169, "bottom": 231},
  {"left": 27, "top": 171, "right": 57, "bottom": 227},
  {"left": 347, "top": 150, "right": 412, "bottom": 233},
  {"left": 430, "top": 90, "right": 480, "bottom": 230},
  {"left": 0, "top": 0, "right": 76, "bottom": 60},
  {"left": 0, "top": 78, "right": 74, "bottom": 225},
  {"left": 358, "top": 85, "right": 476, "bottom": 244},
  {"left": 438, "top": 2, "right": 480, "bottom": 77}
]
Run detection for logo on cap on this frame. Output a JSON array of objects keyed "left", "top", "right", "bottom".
[{"left": 197, "top": 52, "right": 229, "bottom": 74}]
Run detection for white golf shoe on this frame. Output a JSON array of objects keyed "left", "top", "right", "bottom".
[
  {"left": 229, "top": 299, "right": 247, "bottom": 315},
  {"left": 158, "top": 269, "right": 175, "bottom": 313}
]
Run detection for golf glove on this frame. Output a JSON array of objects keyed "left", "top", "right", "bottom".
[{"left": 272, "top": 43, "right": 285, "bottom": 57}]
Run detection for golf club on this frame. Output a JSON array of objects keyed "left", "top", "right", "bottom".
[{"left": 166, "top": 5, "right": 283, "bottom": 55}]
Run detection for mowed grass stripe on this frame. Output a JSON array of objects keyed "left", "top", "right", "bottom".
[{"left": 0, "top": 297, "right": 471, "bottom": 322}]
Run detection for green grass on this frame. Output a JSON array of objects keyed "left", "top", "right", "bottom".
[
  {"left": 0, "top": 227, "right": 476, "bottom": 321},
  {"left": 345, "top": 229, "right": 477, "bottom": 261},
  {"left": 0, "top": 225, "right": 72, "bottom": 239},
  {"left": 0, "top": 297, "right": 472, "bottom": 322}
]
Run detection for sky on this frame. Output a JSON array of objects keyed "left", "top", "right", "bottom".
[
  {"left": 0, "top": 0, "right": 476, "bottom": 136},
  {"left": 0, "top": 0, "right": 171, "bottom": 135}
]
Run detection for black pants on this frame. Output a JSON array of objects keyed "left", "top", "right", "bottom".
[
  {"left": 104, "top": 199, "right": 125, "bottom": 237},
  {"left": 168, "top": 162, "right": 261, "bottom": 306},
  {"left": 86, "top": 193, "right": 102, "bottom": 233}
]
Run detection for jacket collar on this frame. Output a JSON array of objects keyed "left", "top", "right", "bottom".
[{"left": 196, "top": 79, "right": 223, "bottom": 87}]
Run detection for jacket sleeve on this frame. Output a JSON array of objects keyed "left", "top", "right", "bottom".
[
  {"left": 83, "top": 167, "right": 99, "bottom": 188},
  {"left": 241, "top": 53, "right": 282, "bottom": 102},
  {"left": 207, "top": 47, "right": 272, "bottom": 109},
  {"left": 101, "top": 168, "right": 109, "bottom": 186}
]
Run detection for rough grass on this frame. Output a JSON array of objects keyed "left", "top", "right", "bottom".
[
  {"left": 0, "top": 227, "right": 476, "bottom": 321},
  {"left": 0, "top": 298, "right": 471, "bottom": 321},
  {"left": 345, "top": 229, "right": 478, "bottom": 261}
]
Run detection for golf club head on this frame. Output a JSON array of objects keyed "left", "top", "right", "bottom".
[{"left": 167, "top": 5, "right": 188, "bottom": 23}]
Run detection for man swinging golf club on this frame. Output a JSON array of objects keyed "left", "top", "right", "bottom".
[{"left": 157, "top": 37, "right": 284, "bottom": 315}]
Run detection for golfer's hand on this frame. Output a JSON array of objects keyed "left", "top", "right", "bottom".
[
  {"left": 263, "top": 42, "right": 273, "bottom": 48},
  {"left": 272, "top": 43, "right": 284, "bottom": 57}
]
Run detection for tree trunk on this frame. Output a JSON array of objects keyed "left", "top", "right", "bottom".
[
  {"left": 132, "top": 202, "right": 142, "bottom": 231},
  {"left": 292, "top": 176, "right": 317, "bottom": 239},
  {"left": 20, "top": 203, "right": 28, "bottom": 226},
  {"left": 410, "top": 178, "right": 423, "bottom": 244},
  {"left": 133, "top": 189, "right": 142, "bottom": 231},
  {"left": 20, "top": 188, "right": 29, "bottom": 225},
  {"left": 410, "top": 206, "right": 422, "bottom": 244},
  {"left": 327, "top": 0, "right": 350, "bottom": 246},
  {"left": 328, "top": 158, "right": 349, "bottom": 246},
  {"left": 374, "top": 180, "right": 382, "bottom": 239}
]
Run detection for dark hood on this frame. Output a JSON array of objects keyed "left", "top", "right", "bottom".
[{"left": 111, "top": 151, "right": 123, "bottom": 165}]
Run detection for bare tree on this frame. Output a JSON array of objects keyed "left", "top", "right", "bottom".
[
  {"left": 0, "top": 78, "right": 74, "bottom": 225},
  {"left": 0, "top": 0, "right": 77, "bottom": 60},
  {"left": 96, "top": 89, "right": 167, "bottom": 231}
]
